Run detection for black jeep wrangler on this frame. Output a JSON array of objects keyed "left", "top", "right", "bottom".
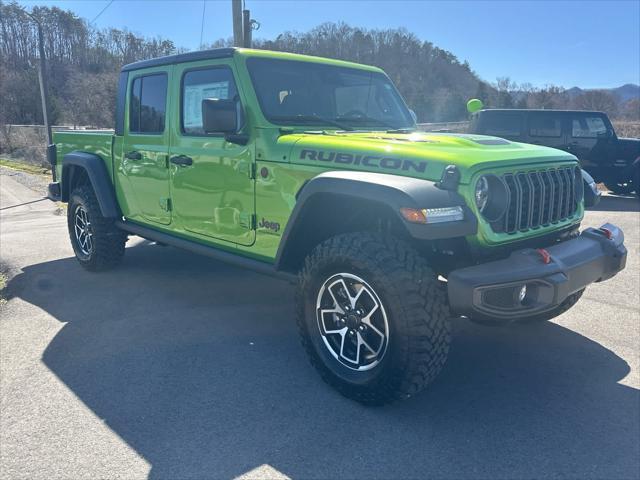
[{"left": 469, "top": 109, "right": 640, "bottom": 195}]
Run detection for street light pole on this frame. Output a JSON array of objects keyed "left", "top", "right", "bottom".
[{"left": 242, "top": 9, "right": 252, "bottom": 48}]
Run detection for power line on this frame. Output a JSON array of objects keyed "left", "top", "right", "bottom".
[
  {"left": 91, "top": 0, "right": 115, "bottom": 24},
  {"left": 199, "top": 0, "right": 206, "bottom": 49}
]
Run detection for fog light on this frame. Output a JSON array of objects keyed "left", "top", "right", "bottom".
[{"left": 518, "top": 285, "right": 527, "bottom": 303}]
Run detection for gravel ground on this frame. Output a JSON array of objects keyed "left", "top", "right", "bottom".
[
  {"left": 1, "top": 170, "right": 638, "bottom": 480},
  {"left": 0, "top": 166, "right": 50, "bottom": 196}
]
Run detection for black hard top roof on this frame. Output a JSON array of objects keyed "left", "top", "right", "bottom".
[{"left": 121, "top": 48, "right": 236, "bottom": 72}]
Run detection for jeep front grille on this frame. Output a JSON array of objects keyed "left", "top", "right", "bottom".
[{"left": 494, "top": 166, "right": 580, "bottom": 234}]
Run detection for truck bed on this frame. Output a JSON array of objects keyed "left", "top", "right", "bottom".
[{"left": 53, "top": 130, "right": 115, "bottom": 185}]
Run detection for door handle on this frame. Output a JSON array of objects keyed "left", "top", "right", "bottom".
[
  {"left": 170, "top": 155, "right": 193, "bottom": 166},
  {"left": 125, "top": 151, "right": 142, "bottom": 160}
]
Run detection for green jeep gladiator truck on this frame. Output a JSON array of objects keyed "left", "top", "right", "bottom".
[{"left": 48, "top": 48, "right": 627, "bottom": 405}]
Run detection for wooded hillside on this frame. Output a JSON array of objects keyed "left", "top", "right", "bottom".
[{"left": 1, "top": 1, "right": 637, "bottom": 129}]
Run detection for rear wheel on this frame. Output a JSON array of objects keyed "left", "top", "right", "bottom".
[
  {"left": 68, "top": 185, "right": 127, "bottom": 271},
  {"left": 296, "top": 233, "right": 451, "bottom": 405}
]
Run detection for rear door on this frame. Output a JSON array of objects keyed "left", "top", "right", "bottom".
[
  {"left": 118, "top": 67, "right": 172, "bottom": 225},
  {"left": 168, "top": 60, "right": 255, "bottom": 246},
  {"left": 476, "top": 111, "right": 524, "bottom": 141}
]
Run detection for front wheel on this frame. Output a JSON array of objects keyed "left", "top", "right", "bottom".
[{"left": 296, "top": 233, "right": 451, "bottom": 405}]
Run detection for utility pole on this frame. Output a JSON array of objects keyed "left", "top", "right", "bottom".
[
  {"left": 232, "top": 0, "right": 243, "bottom": 47},
  {"left": 25, "top": 10, "right": 52, "bottom": 147},
  {"left": 242, "top": 9, "right": 252, "bottom": 48}
]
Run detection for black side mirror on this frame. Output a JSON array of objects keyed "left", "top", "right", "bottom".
[{"left": 202, "top": 98, "right": 237, "bottom": 134}]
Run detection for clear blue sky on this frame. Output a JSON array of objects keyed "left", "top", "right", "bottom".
[{"left": 17, "top": 0, "right": 640, "bottom": 89}]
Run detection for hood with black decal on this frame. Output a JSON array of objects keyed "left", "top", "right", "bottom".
[{"left": 287, "top": 131, "right": 578, "bottom": 184}]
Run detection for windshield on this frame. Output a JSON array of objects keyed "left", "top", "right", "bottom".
[{"left": 246, "top": 57, "right": 415, "bottom": 131}]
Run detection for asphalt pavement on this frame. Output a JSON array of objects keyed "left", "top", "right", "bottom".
[{"left": 1, "top": 171, "right": 638, "bottom": 480}]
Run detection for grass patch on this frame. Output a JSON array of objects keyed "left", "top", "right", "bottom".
[{"left": 0, "top": 157, "right": 51, "bottom": 176}]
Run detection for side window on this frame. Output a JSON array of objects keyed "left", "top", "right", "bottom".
[
  {"left": 482, "top": 113, "right": 522, "bottom": 137},
  {"left": 529, "top": 114, "right": 562, "bottom": 137},
  {"left": 182, "top": 67, "right": 238, "bottom": 135},
  {"left": 129, "top": 73, "right": 168, "bottom": 134},
  {"left": 572, "top": 116, "right": 608, "bottom": 138}
]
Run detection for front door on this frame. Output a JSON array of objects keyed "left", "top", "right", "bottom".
[
  {"left": 567, "top": 112, "right": 614, "bottom": 169},
  {"left": 169, "top": 61, "right": 255, "bottom": 246},
  {"left": 119, "top": 68, "right": 172, "bottom": 225}
]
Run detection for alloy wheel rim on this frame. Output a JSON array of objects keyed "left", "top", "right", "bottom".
[
  {"left": 73, "top": 205, "right": 94, "bottom": 256},
  {"left": 315, "top": 273, "right": 389, "bottom": 371}
]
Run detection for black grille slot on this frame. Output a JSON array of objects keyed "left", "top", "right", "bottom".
[{"left": 499, "top": 166, "right": 578, "bottom": 234}]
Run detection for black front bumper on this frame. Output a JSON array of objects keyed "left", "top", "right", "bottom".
[{"left": 448, "top": 223, "right": 627, "bottom": 320}]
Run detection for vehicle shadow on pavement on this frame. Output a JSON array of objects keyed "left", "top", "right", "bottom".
[
  {"left": 588, "top": 194, "right": 640, "bottom": 212},
  {"left": 7, "top": 243, "right": 639, "bottom": 479}
]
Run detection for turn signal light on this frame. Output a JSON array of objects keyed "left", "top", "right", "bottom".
[
  {"left": 400, "top": 206, "right": 464, "bottom": 224},
  {"left": 400, "top": 208, "right": 427, "bottom": 223}
]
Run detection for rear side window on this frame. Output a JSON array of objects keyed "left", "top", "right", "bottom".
[
  {"left": 129, "top": 73, "right": 168, "bottom": 134},
  {"left": 181, "top": 67, "right": 238, "bottom": 135},
  {"left": 481, "top": 113, "right": 522, "bottom": 137},
  {"left": 572, "top": 116, "right": 608, "bottom": 138},
  {"left": 529, "top": 114, "right": 562, "bottom": 137}
]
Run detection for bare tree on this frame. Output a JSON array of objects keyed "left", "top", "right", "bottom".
[
  {"left": 527, "top": 85, "right": 567, "bottom": 109},
  {"left": 572, "top": 90, "right": 619, "bottom": 116}
]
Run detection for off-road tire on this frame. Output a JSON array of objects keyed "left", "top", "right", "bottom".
[
  {"left": 296, "top": 232, "right": 451, "bottom": 405},
  {"left": 68, "top": 185, "right": 126, "bottom": 271}
]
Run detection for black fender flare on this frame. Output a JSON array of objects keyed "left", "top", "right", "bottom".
[
  {"left": 61, "top": 151, "right": 121, "bottom": 218},
  {"left": 274, "top": 170, "right": 477, "bottom": 271}
]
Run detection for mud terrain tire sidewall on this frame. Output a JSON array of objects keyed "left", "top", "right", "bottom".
[
  {"left": 296, "top": 233, "right": 451, "bottom": 405},
  {"left": 68, "top": 185, "right": 126, "bottom": 271}
]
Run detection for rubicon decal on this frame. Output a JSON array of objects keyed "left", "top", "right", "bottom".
[{"left": 300, "top": 149, "right": 427, "bottom": 173}]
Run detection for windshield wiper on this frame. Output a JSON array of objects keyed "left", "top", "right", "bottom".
[
  {"left": 386, "top": 127, "right": 417, "bottom": 134},
  {"left": 270, "top": 114, "right": 354, "bottom": 131}
]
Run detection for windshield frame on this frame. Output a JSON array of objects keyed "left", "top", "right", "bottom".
[{"left": 245, "top": 56, "right": 416, "bottom": 131}]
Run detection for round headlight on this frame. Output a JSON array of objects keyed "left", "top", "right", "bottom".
[
  {"left": 475, "top": 176, "right": 490, "bottom": 212},
  {"left": 474, "top": 174, "right": 508, "bottom": 222}
]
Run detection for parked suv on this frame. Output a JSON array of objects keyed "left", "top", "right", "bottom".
[
  {"left": 469, "top": 109, "right": 640, "bottom": 195},
  {"left": 48, "top": 48, "right": 627, "bottom": 404}
]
